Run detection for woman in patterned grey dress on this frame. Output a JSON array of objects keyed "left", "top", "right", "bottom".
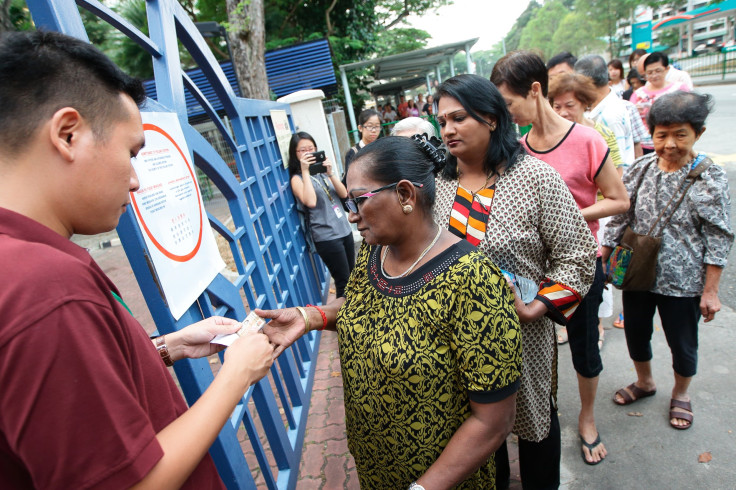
[
  {"left": 603, "top": 91, "right": 733, "bottom": 430},
  {"left": 433, "top": 74, "right": 597, "bottom": 488}
]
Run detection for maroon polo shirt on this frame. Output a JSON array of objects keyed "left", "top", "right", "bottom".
[{"left": 0, "top": 207, "right": 224, "bottom": 489}]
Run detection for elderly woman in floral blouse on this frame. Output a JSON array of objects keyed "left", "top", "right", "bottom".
[{"left": 603, "top": 91, "right": 733, "bottom": 430}]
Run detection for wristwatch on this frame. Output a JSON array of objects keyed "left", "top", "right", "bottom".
[{"left": 408, "top": 482, "right": 425, "bottom": 490}]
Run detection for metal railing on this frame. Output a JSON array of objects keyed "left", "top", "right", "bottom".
[{"left": 672, "top": 50, "right": 736, "bottom": 79}]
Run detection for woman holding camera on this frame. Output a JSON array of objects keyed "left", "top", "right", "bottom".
[{"left": 289, "top": 132, "right": 355, "bottom": 297}]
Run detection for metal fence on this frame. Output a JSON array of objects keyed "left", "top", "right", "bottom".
[{"left": 672, "top": 50, "right": 736, "bottom": 79}]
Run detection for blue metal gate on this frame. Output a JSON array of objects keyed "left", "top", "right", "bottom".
[{"left": 25, "top": 1, "right": 329, "bottom": 488}]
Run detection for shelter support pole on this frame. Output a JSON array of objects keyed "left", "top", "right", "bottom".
[
  {"left": 435, "top": 65, "right": 442, "bottom": 84},
  {"left": 340, "top": 67, "right": 359, "bottom": 143},
  {"left": 726, "top": 17, "right": 732, "bottom": 42},
  {"left": 465, "top": 43, "right": 474, "bottom": 74},
  {"left": 426, "top": 74, "right": 432, "bottom": 92},
  {"left": 449, "top": 56, "right": 455, "bottom": 77},
  {"left": 679, "top": 25, "right": 684, "bottom": 57}
]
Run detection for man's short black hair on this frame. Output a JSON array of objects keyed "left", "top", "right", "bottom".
[
  {"left": 547, "top": 52, "right": 578, "bottom": 71},
  {"left": 0, "top": 30, "right": 146, "bottom": 156}
]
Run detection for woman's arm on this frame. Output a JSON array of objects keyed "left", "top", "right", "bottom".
[
  {"left": 291, "top": 153, "right": 318, "bottom": 208},
  {"left": 258, "top": 298, "right": 346, "bottom": 358},
  {"left": 701, "top": 264, "right": 724, "bottom": 323},
  {"left": 535, "top": 164, "right": 598, "bottom": 323},
  {"left": 582, "top": 156, "right": 630, "bottom": 221},
  {"left": 324, "top": 157, "right": 348, "bottom": 198},
  {"left": 415, "top": 395, "right": 516, "bottom": 489}
]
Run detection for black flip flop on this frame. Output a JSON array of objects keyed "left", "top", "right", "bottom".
[{"left": 580, "top": 433, "right": 605, "bottom": 466}]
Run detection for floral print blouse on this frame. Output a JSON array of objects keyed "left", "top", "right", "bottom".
[{"left": 603, "top": 153, "right": 734, "bottom": 297}]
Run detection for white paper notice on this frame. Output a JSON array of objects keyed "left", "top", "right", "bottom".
[
  {"left": 130, "top": 112, "right": 226, "bottom": 320},
  {"left": 270, "top": 109, "right": 292, "bottom": 168}
]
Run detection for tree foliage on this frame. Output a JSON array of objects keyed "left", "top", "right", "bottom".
[
  {"left": 374, "top": 27, "right": 431, "bottom": 57},
  {"left": 515, "top": 0, "right": 676, "bottom": 61},
  {"left": 519, "top": 0, "right": 569, "bottom": 59}
]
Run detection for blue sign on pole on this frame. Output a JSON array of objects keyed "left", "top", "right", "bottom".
[{"left": 632, "top": 21, "right": 653, "bottom": 52}]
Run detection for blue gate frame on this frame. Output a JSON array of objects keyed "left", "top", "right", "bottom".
[{"left": 25, "top": 1, "right": 330, "bottom": 488}]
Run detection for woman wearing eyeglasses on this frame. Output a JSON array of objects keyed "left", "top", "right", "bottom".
[
  {"left": 260, "top": 135, "right": 522, "bottom": 489},
  {"left": 288, "top": 132, "right": 354, "bottom": 297},
  {"left": 630, "top": 52, "right": 691, "bottom": 154},
  {"left": 342, "top": 109, "right": 382, "bottom": 186},
  {"left": 432, "top": 74, "right": 597, "bottom": 488}
]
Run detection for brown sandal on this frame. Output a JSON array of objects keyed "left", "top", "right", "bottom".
[
  {"left": 613, "top": 383, "right": 657, "bottom": 405},
  {"left": 670, "top": 399, "right": 693, "bottom": 430}
]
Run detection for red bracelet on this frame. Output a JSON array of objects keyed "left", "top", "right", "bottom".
[{"left": 306, "top": 304, "right": 327, "bottom": 330}]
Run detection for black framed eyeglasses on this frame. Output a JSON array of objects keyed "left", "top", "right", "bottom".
[{"left": 345, "top": 181, "right": 424, "bottom": 213}]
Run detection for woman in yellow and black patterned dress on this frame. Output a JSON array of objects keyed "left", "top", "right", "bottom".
[{"left": 259, "top": 135, "right": 522, "bottom": 489}]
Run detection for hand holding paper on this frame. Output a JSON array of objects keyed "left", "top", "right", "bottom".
[{"left": 210, "top": 311, "right": 266, "bottom": 347}]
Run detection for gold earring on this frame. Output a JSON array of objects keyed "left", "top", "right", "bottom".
[{"left": 402, "top": 204, "right": 413, "bottom": 214}]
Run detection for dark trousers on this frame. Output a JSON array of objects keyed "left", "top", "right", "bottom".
[
  {"left": 495, "top": 402, "right": 561, "bottom": 490},
  {"left": 622, "top": 291, "right": 701, "bottom": 377},
  {"left": 566, "top": 258, "right": 605, "bottom": 378},
  {"left": 313, "top": 233, "right": 355, "bottom": 298}
]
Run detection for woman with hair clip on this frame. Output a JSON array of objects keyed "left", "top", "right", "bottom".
[
  {"left": 288, "top": 132, "right": 354, "bottom": 297},
  {"left": 261, "top": 135, "right": 522, "bottom": 489},
  {"left": 433, "top": 73, "right": 597, "bottom": 488},
  {"left": 342, "top": 108, "right": 382, "bottom": 185}
]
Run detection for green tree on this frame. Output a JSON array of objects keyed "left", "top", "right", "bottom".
[
  {"left": 374, "top": 27, "right": 431, "bottom": 57},
  {"left": 259, "top": 0, "right": 448, "bottom": 110},
  {"left": 503, "top": 0, "right": 541, "bottom": 52},
  {"left": 518, "top": 0, "right": 570, "bottom": 59},
  {"left": 551, "top": 10, "right": 606, "bottom": 57}
]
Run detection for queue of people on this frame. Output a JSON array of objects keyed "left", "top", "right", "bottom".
[
  {"left": 1, "top": 27, "right": 731, "bottom": 489},
  {"left": 276, "top": 49, "right": 731, "bottom": 489}
]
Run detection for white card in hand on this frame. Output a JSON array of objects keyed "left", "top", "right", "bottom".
[{"left": 210, "top": 311, "right": 266, "bottom": 346}]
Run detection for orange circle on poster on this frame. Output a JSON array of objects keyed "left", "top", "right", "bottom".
[{"left": 130, "top": 123, "right": 203, "bottom": 262}]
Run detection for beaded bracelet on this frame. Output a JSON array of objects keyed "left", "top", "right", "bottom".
[
  {"left": 306, "top": 304, "right": 327, "bottom": 330},
  {"left": 295, "top": 306, "right": 310, "bottom": 335}
]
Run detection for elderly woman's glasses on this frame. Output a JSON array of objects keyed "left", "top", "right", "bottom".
[{"left": 345, "top": 182, "right": 424, "bottom": 213}]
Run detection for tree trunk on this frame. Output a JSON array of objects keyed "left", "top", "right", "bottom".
[{"left": 225, "top": 0, "right": 269, "bottom": 100}]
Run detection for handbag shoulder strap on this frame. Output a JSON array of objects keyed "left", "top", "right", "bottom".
[{"left": 647, "top": 155, "right": 712, "bottom": 236}]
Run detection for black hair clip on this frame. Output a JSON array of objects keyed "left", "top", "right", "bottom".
[{"left": 411, "top": 133, "right": 446, "bottom": 171}]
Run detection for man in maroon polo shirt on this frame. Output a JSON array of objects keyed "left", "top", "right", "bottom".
[{"left": 0, "top": 31, "right": 274, "bottom": 489}]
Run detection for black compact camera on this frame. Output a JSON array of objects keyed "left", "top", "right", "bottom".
[{"left": 308, "top": 151, "right": 327, "bottom": 175}]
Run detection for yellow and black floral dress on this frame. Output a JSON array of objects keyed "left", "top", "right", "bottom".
[{"left": 336, "top": 239, "right": 522, "bottom": 489}]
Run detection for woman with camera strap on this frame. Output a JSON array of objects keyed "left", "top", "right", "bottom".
[{"left": 289, "top": 132, "right": 355, "bottom": 297}]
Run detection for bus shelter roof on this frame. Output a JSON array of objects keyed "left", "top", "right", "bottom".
[{"left": 338, "top": 38, "right": 478, "bottom": 140}]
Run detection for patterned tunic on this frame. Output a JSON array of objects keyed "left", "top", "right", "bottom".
[
  {"left": 337, "top": 240, "right": 522, "bottom": 488},
  {"left": 603, "top": 153, "right": 733, "bottom": 296},
  {"left": 433, "top": 154, "right": 597, "bottom": 441}
]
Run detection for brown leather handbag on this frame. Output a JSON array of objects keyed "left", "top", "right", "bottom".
[{"left": 610, "top": 158, "right": 713, "bottom": 291}]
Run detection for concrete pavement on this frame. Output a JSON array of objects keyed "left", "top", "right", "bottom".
[{"left": 556, "top": 288, "right": 736, "bottom": 490}]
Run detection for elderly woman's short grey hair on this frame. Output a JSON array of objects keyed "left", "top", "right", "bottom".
[
  {"left": 647, "top": 91, "right": 714, "bottom": 134},
  {"left": 390, "top": 116, "right": 439, "bottom": 138}
]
